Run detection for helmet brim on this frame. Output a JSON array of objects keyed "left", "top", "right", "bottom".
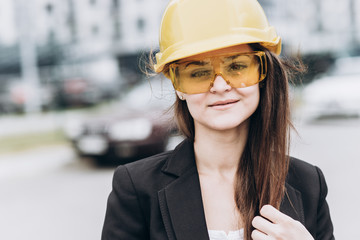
[{"left": 155, "top": 31, "right": 281, "bottom": 73}]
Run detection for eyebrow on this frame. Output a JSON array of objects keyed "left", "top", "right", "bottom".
[
  {"left": 224, "top": 54, "right": 251, "bottom": 61},
  {"left": 184, "top": 61, "right": 209, "bottom": 68}
]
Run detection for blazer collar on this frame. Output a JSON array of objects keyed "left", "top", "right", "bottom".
[
  {"left": 159, "top": 139, "right": 210, "bottom": 240},
  {"left": 158, "top": 139, "right": 305, "bottom": 239},
  {"left": 161, "top": 138, "right": 196, "bottom": 177}
]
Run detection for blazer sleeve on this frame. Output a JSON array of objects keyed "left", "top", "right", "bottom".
[
  {"left": 315, "top": 166, "right": 335, "bottom": 240},
  {"left": 101, "top": 165, "right": 148, "bottom": 240}
]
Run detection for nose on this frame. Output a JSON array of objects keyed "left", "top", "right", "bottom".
[{"left": 209, "top": 74, "right": 231, "bottom": 93}]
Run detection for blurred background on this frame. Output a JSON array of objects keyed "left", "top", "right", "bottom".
[{"left": 0, "top": 0, "right": 359, "bottom": 239}]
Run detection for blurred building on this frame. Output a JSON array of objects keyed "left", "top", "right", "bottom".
[
  {"left": 260, "top": 0, "right": 360, "bottom": 55},
  {"left": 1, "top": 0, "right": 359, "bottom": 72},
  {"left": 0, "top": 0, "right": 168, "bottom": 80},
  {"left": 0, "top": 0, "right": 359, "bottom": 112},
  {"left": 0, "top": 0, "right": 17, "bottom": 46},
  {"left": 1, "top": 0, "right": 359, "bottom": 59}
]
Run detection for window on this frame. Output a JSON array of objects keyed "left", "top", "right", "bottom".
[
  {"left": 92, "top": 25, "right": 99, "bottom": 35},
  {"left": 47, "top": 30, "right": 56, "bottom": 43},
  {"left": 137, "top": 18, "right": 145, "bottom": 33},
  {"left": 45, "top": 3, "right": 53, "bottom": 14},
  {"left": 112, "top": 0, "right": 120, "bottom": 8}
]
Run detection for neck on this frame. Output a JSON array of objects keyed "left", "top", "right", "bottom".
[{"left": 194, "top": 120, "right": 249, "bottom": 177}]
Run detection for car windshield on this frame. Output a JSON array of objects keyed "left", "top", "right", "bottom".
[{"left": 329, "top": 56, "right": 360, "bottom": 76}]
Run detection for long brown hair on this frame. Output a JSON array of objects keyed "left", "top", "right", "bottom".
[{"left": 167, "top": 43, "right": 303, "bottom": 240}]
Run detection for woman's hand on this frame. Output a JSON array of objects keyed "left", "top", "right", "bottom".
[{"left": 251, "top": 205, "right": 314, "bottom": 240}]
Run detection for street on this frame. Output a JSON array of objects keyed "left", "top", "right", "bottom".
[
  {"left": 291, "top": 117, "right": 360, "bottom": 240},
  {"left": 0, "top": 146, "right": 114, "bottom": 240},
  {"left": 0, "top": 118, "right": 359, "bottom": 240}
]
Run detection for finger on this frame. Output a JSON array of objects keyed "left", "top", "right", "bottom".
[
  {"left": 251, "top": 229, "right": 270, "bottom": 240},
  {"left": 260, "top": 205, "right": 292, "bottom": 224},
  {"left": 252, "top": 215, "right": 277, "bottom": 235}
]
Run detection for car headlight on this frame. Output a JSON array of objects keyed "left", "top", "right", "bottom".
[
  {"left": 77, "top": 135, "right": 108, "bottom": 155},
  {"left": 108, "top": 118, "right": 152, "bottom": 141}
]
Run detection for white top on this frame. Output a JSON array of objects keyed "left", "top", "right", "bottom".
[{"left": 208, "top": 229, "right": 244, "bottom": 240}]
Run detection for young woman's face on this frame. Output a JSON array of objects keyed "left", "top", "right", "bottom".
[{"left": 176, "top": 44, "right": 260, "bottom": 132}]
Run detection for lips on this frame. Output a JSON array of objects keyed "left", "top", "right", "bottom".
[{"left": 208, "top": 99, "right": 239, "bottom": 107}]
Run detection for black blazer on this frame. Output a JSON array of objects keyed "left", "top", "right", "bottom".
[{"left": 102, "top": 139, "right": 335, "bottom": 240}]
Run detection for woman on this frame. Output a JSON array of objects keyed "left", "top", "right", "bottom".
[{"left": 102, "top": 0, "right": 334, "bottom": 239}]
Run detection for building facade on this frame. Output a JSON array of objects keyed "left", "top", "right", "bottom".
[{"left": 0, "top": 0, "right": 359, "bottom": 80}]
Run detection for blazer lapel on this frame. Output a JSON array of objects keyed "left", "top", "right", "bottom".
[
  {"left": 280, "top": 183, "right": 305, "bottom": 224},
  {"left": 157, "top": 139, "right": 306, "bottom": 239},
  {"left": 158, "top": 139, "right": 209, "bottom": 240}
]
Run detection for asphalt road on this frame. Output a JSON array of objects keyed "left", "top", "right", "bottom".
[
  {"left": 0, "top": 118, "right": 359, "bottom": 240},
  {"left": 291, "top": 118, "right": 360, "bottom": 240},
  {"left": 0, "top": 146, "right": 114, "bottom": 240}
]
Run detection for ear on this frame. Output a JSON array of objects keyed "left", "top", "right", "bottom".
[{"left": 176, "top": 90, "right": 185, "bottom": 100}]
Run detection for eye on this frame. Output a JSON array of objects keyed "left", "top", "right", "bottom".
[
  {"left": 227, "top": 62, "right": 247, "bottom": 71},
  {"left": 190, "top": 70, "right": 212, "bottom": 78}
]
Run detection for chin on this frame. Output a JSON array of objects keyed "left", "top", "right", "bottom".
[{"left": 207, "top": 117, "right": 250, "bottom": 131}]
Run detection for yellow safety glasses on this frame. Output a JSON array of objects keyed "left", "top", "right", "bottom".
[{"left": 168, "top": 51, "right": 267, "bottom": 94}]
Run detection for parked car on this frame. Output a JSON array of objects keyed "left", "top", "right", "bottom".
[
  {"left": 64, "top": 77, "right": 177, "bottom": 164},
  {"left": 300, "top": 57, "right": 360, "bottom": 120},
  {"left": 54, "top": 77, "right": 103, "bottom": 108},
  {"left": 0, "top": 80, "right": 56, "bottom": 113},
  {"left": 327, "top": 56, "right": 360, "bottom": 76}
]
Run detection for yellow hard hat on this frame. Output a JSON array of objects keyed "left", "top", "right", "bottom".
[{"left": 154, "top": 0, "right": 281, "bottom": 73}]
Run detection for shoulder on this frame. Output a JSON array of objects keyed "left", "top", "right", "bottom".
[
  {"left": 287, "top": 157, "right": 319, "bottom": 182},
  {"left": 112, "top": 150, "right": 176, "bottom": 195},
  {"left": 113, "top": 138, "right": 195, "bottom": 188},
  {"left": 103, "top": 151, "right": 175, "bottom": 239},
  {"left": 286, "top": 156, "right": 329, "bottom": 207},
  {"left": 286, "top": 158, "right": 334, "bottom": 239},
  {"left": 121, "top": 150, "right": 172, "bottom": 175},
  {"left": 287, "top": 157, "right": 325, "bottom": 190},
  {"left": 114, "top": 150, "right": 172, "bottom": 177}
]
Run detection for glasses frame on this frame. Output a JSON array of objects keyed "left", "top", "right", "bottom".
[{"left": 168, "top": 51, "right": 267, "bottom": 94}]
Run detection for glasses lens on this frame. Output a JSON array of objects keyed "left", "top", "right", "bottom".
[
  {"left": 171, "top": 61, "right": 215, "bottom": 94},
  {"left": 170, "top": 52, "right": 265, "bottom": 94},
  {"left": 221, "top": 54, "right": 261, "bottom": 88}
]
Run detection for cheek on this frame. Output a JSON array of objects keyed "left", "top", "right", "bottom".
[
  {"left": 184, "top": 94, "right": 206, "bottom": 116},
  {"left": 237, "top": 85, "right": 260, "bottom": 108},
  {"left": 237, "top": 84, "right": 259, "bottom": 95}
]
